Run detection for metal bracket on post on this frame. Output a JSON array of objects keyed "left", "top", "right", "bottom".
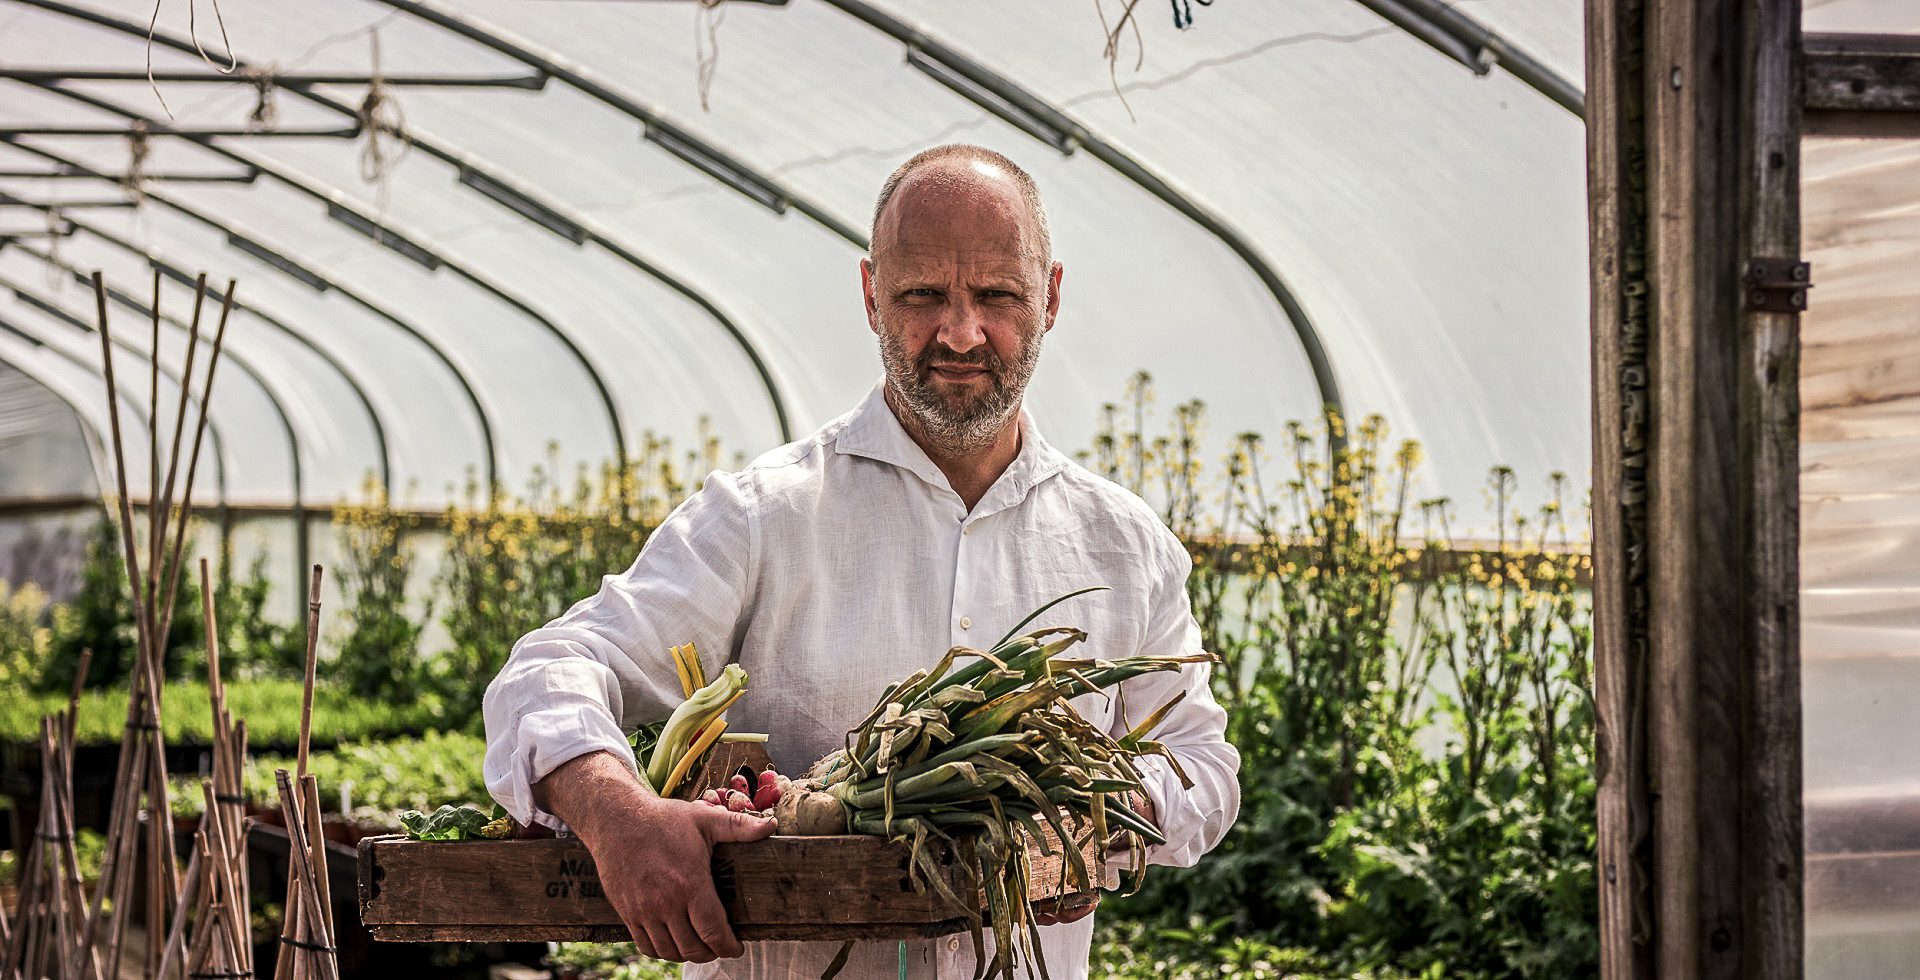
[{"left": 1743, "top": 258, "right": 1812, "bottom": 312}]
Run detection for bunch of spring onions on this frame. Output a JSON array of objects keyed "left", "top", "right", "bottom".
[{"left": 773, "top": 588, "right": 1213, "bottom": 980}]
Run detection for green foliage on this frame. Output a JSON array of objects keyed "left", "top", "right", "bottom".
[
  {"left": 209, "top": 544, "right": 306, "bottom": 680},
  {"left": 43, "top": 515, "right": 207, "bottom": 692},
  {"left": 545, "top": 943, "right": 681, "bottom": 980},
  {"left": 1086, "top": 373, "right": 1596, "bottom": 979},
  {"left": 399, "top": 802, "right": 505, "bottom": 840},
  {"left": 331, "top": 478, "right": 431, "bottom": 700},
  {"left": 0, "top": 579, "right": 53, "bottom": 689},
  {"left": 0, "top": 678, "right": 440, "bottom": 745},
  {"left": 433, "top": 434, "right": 731, "bottom": 732},
  {"left": 244, "top": 731, "right": 490, "bottom": 822}
]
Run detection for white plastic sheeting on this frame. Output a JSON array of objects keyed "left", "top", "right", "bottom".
[{"left": 0, "top": 0, "right": 1592, "bottom": 526}]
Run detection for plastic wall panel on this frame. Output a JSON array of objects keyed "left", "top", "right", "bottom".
[
  {"left": 0, "top": 356, "right": 97, "bottom": 497},
  {"left": 1800, "top": 135, "right": 1920, "bottom": 979}
]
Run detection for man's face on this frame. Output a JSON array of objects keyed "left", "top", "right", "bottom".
[{"left": 863, "top": 164, "right": 1063, "bottom": 456}]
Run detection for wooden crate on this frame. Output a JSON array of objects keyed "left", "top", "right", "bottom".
[{"left": 358, "top": 829, "right": 1102, "bottom": 943}]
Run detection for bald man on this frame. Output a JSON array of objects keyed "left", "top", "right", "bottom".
[{"left": 484, "top": 145, "right": 1239, "bottom": 980}]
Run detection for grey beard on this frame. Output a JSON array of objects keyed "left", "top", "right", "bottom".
[{"left": 878, "top": 322, "right": 1042, "bottom": 458}]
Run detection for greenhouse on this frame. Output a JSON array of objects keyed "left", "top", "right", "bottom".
[{"left": 0, "top": 0, "right": 1914, "bottom": 978}]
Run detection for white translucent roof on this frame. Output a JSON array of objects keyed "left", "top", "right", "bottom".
[{"left": 0, "top": 0, "right": 1592, "bottom": 524}]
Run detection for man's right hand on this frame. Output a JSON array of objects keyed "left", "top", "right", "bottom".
[{"left": 534, "top": 750, "right": 777, "bottom": 963}]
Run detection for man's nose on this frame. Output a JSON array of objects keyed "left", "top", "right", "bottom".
[{"left": 936, "top": 299, "right": 987, "bottom": 354}]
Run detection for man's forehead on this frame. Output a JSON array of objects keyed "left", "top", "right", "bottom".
[{"left": 875, "top": 166, "right": 1036, "bottom": 256}]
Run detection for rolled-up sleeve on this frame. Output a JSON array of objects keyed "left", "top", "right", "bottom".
[
  {"left": 483, "top": 471, "right": 757, "bottom": 831},
  {"left": 1107, "top": 524, "right": 1240, "bottom": 872}
]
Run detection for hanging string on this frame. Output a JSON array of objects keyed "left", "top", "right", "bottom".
[
  {"left": 144, "top": 0, "right": 241, "bottom": 119},
  {"left": 357, "top": 31, "right": 410, "bottom": 238},
  {"left": 124, "top": 121, "right": 152, "bottom": 205},
  {"left": 1095, "top": 0, "right": 1145, "bottom": 124},
  {"left": 189, "top": 0, "right": 240, "bottom": 73},
  {"left": 695, "top": 0, "right": 728, "bottom": 112},
  {"left": 244, "top": 63, "right": 280, "bottom": 132},
  {"left": 146, "top": 0, "right": 175, "bottom": 119}
]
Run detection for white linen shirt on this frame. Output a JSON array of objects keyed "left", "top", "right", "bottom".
[{"left": 483, "top": 383, "right": 1240, "bottom": 980}]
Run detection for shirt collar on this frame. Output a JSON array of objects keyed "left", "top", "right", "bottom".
[{"left": 834, "top": 380, "right": 1068, "bottom": 513}]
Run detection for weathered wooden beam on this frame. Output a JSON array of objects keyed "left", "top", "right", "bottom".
[
  {"left": 1589, "top": 0, "right": 1804, "bottom": 976},
  {"left": 1804, "top": 33, "right": 1920, "bottom": 137},
  {"left": 1584, "top": 0, "right": 1652, "bottom": 974}
]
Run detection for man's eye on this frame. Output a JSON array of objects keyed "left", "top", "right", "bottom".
[{"left": 905, "top": 288, "right": 936, "bottom": 298}]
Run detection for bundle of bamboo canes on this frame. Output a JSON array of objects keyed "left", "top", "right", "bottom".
[
  {"left": 155, "top": 560, "right": 255, "bottom": 980},
  {"left": 270, "top": 567, "right": 339, "bottom": 980},
  {"left": 3, "top": 653, "right": 98, "bottom": 980},
  {"left": 0, "top": 270, "right": 344, "bottom": 980}
]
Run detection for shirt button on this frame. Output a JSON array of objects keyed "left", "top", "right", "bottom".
[
  {"left": 959, "top": 617, "right": 972, "bottom": 629},
  {"left": 947, "top": 937, "right": 961, "bottom": 952}
]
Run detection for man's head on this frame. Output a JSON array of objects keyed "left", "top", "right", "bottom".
[{"left": 863, "top": 145, "right": 1063, "bottom": 459}]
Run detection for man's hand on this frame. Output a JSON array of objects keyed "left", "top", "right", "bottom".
[
  {"left": 534, "top": 750, "right": 776, "bottom": 962},
  {"left": 1034, "top": 790, "right": 1160, "bottom": 927}
]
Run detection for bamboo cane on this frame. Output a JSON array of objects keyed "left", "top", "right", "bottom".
[
  {"left": 155, "top": 842, "right": 201, "bottom": 980},
  {"left": 146, "top": 272, "right": 160, "bottom": 674},
  {"left": 0, "top": 867, "right": 9, "bottom": 965},
  {"left": 300, "top": 773, "right": 334, "bottom": 948},
  {"left": 148, "top": 275, "right": 205, "bottom": 643},
  {"left": 299, "top": 566, "right": 322, "bottom": 778},
  {"left": 273, "top": 771, "right": 338, "bottom": 980},
  {"left": 86, "top": 270, "right": 157, "bottom": 980},
  {"left": 157, "top": 282, "right": 234, "bottom": 651},
  {"left": 45, "top": 723, "right": 101, "bottom": 980}
]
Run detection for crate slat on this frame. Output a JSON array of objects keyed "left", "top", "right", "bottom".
[{"left": 359, "top": 825, "right": 1103, "bottom": 943}]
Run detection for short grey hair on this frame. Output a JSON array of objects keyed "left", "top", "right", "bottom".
[{"left": 870, "top": 144, "right": 1050, "bottom": 262}]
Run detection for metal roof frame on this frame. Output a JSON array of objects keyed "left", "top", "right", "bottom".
[
  {"left": 14, "top": 245, "right": 303, "bottom": 513},
  {"left": 0, "top": 276, "right": 231, "bottom": 503},
  {"left": 14, "top": 74, "right": 635, "bottom": 476},
  {"left": 20, "top": 249, "right": 317, "bottom": 592},
  {"left": 9, "top": 0, "right": 800, "bottom": 445},
  {"left": 0, "top": 136, "right": 503, "bottom": 490},
  {"left": 70, "top": 213, "right": 393, "bottom": 493}
]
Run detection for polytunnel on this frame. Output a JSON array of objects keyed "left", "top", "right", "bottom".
[
  {"left": 0, "top": 0, "right": 1594, "bottom": 550},
  {"left": 2, "top": 1, "right": 1919, "bottom": 974}
]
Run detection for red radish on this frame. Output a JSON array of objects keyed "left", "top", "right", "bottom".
[
  {"left": 730, "top": 774, "right": 752, "bottom": 796},
  {"left": 700, "top": 789, "right": 724, "bottom": 806},
  {"left": 726, "top": 789, "right": 754, "bottom": 812},
  {"left": 752, "top": 781, "right": 783, "bottom": 811}
]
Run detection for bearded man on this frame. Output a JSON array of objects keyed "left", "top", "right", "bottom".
[{"left": 483, "top": 144, "right": 1239, "bottom": 980}]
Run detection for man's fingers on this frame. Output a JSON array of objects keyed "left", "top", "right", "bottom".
[
  {"left": 690, "top": 889, "right": 745, "bottom": 960},
  {"left": 1033, "top": 892, "right": 1099, "bottom": 926},
  {"left": 628, "top": 919, "right": 672, "bottom": 963},
  {"left": 667, "top": 914, "right": 720, "bottom": 964},
  {"left": 703, "top": 808, "right": 778, "bottom": 843}
]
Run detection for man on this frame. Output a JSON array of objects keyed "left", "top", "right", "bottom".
[{"left": 483, "top": 144, "right": 1239, "bottom": 979}]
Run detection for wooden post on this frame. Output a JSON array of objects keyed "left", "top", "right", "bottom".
[{"left": 1588, "top": 0, "right": 1804, "bottom": 976}]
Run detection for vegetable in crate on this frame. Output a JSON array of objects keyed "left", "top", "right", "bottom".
[
  {"left": 399, "top": 803, "right": 512, "bottom": 841},
  {"left": 637, "top": 647, "right": 751, "bottom": 796},
  {"left": 774, "top": 589, "right": 1214, "bottom": 980}
]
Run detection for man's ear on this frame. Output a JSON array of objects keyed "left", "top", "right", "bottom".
[
  {"left": 1044, "top": 261, "right": 1064, "bottom": 331},
  {"left": 861, "top": 258, "right": 880, "bottom": 334}
]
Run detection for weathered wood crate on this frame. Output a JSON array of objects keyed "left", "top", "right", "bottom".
[
  {"left": 357, "top": 742, "right": 1104, "bottom": 942},
  {"left": 358, "top": 829, "right": 1101, "bottom": 942}
]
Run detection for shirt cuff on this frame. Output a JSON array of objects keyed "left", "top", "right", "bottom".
[{"left": 486, "top": 703, "right": 639, "bottom": 834}]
